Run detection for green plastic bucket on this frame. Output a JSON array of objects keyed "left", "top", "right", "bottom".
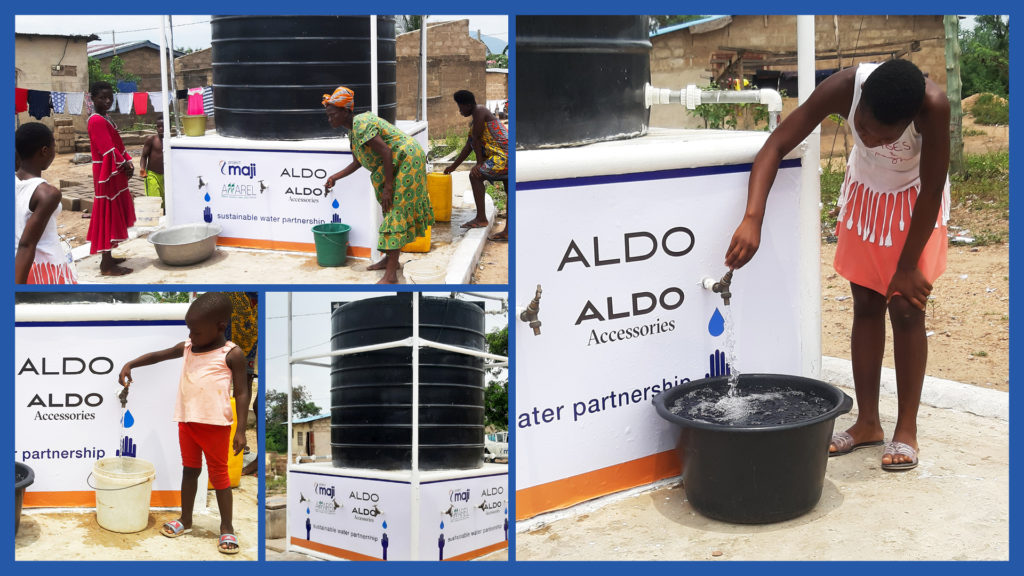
[{"left": 312, "top": 223, "right": 351, "bottom": 267}]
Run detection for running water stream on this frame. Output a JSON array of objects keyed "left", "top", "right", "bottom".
[{"left": 722, "top": 305, "right": 740, "bottom": 395}]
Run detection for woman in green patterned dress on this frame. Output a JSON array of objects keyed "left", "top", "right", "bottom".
[{"left": 322, "top": 86, "right": 434, "bottom": 284}]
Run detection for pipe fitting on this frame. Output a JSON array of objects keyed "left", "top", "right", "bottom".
[
  {"left": 520, "top": 285, "right": 543, "bottom": 335},
  {"left": 701, "top": 270, "right": 734, "bottom": 306}
]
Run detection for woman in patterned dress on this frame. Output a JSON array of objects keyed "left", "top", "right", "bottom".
[{"left": 322, "top": 86, "right": 434, "bottom": 284}]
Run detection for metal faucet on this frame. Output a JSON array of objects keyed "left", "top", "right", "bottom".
[
  {"left": 701, "top": 270, "right": 734, "bottom": 306},
  {"left": 118, "top": 385, "right": 130, "bottom": 408},
  {"left": 520, "top": 285, "right": 543, "bottom": 335}
]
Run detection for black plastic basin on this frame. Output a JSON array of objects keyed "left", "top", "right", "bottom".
[
  {"left": 15, "top": 462, "right": 35, "bottom": 534},
  {"left": 653, "top": 374, "right": 852, "bottom": 524}
]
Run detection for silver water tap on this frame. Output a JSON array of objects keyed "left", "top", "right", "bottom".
[
  {"left": 701, "top": 270, "right": 734, "bottom": 306},
  {"left": 520, "top": 285, "right": 543, "bottom": 335}
]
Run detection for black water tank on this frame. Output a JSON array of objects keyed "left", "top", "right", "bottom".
[
  {"left": 330, "top": 294, "right": 487, "bottom": 470},
  {"left": 517, "top": 15, "right": 651, "bottom": 149},
  {"left": 211, "top": 15, "right": 397, "bottom": 140}
]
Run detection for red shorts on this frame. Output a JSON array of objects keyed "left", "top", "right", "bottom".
[{"left": 178, "top": 422, "right": 231, "bottom": 490}]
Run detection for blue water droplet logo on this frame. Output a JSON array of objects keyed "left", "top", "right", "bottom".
[
  {"left": 204, "top": 192, "right": 211, "bottom": 202},
  {"left": 440, "top": 521, "right": 445, "bottom": 530},
  {"left": 122, "top": 409, "right": 135, "bottom": 428},
  {"left": 382, "top": 520, "right": 387, "bottom": 529},
  {"left": 708, "top": 307, "right": 725, "bottom": 337},
  {"left": 332, "top": 198, "right": 340, "bottom": 209},
  {"left": 306, "top": 507, "right": 310, "bottom": 514}
]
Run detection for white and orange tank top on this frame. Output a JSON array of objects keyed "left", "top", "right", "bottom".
[
  {"left": 837, "top": 63, "right": 950, "bottom": 247},
  {"left": 174, "top": 339, "right": 237, "bottom": 426}
]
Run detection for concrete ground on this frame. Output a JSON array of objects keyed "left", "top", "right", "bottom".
[
  {"left": 73, "top": 187, "right": 501, "bottom": 285},
  {"left": 515, "top": 359, "right": 1009, "bottom": 561},
  {"left": 15, "top": 475, "right": 259, "bottom": 561}
]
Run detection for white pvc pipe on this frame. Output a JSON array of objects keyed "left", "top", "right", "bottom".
[
  {"left": 286, "top": 292, "right": 293, "bottom": 551},
  {"left": 289, "top": 337, "right": 414, "bottom": 363},
  {"left": 418, "top": 339, "right": 510, "bottom": 363},
  {"left": 15, "top": 302, "right": 190, "bottom": 322},
  {"left": 410, "top": 292, "right": 421, "bottom": 558},
  {"left": 371, "top": 15, "right": 379, "bottom": 116},
  {"left": 797, "top": 15, "right": 822, "bottom": 379},
  {"left": 159, "top": 16, "right": 174, "bottom": 225},
  {"left": 420, "top": 17, "right": 428, "bottom": 122}
]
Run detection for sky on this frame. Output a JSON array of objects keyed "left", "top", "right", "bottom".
[
  {"left": 265, "top": 291, "right": 509, "bottom": 415},
  {"left": 14, "top": 15, "right": 508, "bottom": 52}
]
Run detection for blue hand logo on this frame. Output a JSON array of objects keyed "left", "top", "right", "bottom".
[
  {"left": 705, "top": 349, "right": 732, "bottom": 378},
  {"left": 116, "top": 436, "right": 137, "bottom": 458},
  {"left": 332, "top": 213, "right": 342, "bottom": 224},
  {"left": 203, "top": 206, "right": 213, "bottom": 223}
]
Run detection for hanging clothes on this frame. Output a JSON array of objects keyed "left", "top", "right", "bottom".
[
  {"left": 115, "top": 92, "right": 134, "bottom": 114},
  {"left": 116, "top": 80, "right": 138, "bottom": 94},
  {"left": 148, "top": 91, "right": 166, "bottom": 113},
  {"left": 175, "top": 88, "right": 187, "bottom": 100},
  {"left": 27, "top": 90, "right": 52, "bottom": 119},
  {"left": 203, "top": 86, "right": 214, "bottom": 117},
  {"left": 84, "top": 93, "right": 95, "bottom": 115},
  {"left": 51, "top": 92, "right": 67, "bottom": 114},
  {"left": 65, "top": 92, "right": 85, "bottom": 115},
  {"left": 133, "top": 92, "right": 149, "bottom": 115},
  {"left": 15, "top": 88, "right": 29, "bottom": 113},
  {"left": 187, "top": 87, "right": 204, "bottom": 115}
]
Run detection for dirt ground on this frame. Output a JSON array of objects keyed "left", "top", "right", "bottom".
[{"left": 16, "top": 428, "right": 260, "bottom": 561}]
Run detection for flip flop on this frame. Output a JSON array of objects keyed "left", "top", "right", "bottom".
[
  {"left": 828, "top": 431, "right": 884, "bottom": 457},
  {"left": 881, "top": 441, "right": 919, "bottom": 471},
  {"left": 460, "top": 221, "right": 488, "bottom": 229},
  {"left": 488, "top": 234, "right": 508, "bottom": 242},
  {"left": 161, "top": 520, "right": 192, "bottom": 538},
  {"left": 218, "top": 533, "right": 241, "bottom": 555}
]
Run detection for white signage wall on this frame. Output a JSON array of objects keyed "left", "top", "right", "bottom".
[
  {"left": 288, "top": 467, "right": 509, "bottom": 561},
  {"left": 288, "top": 471, "right": 412, "bottom": 561},
  {"left": 169, "top": 145, "right": 378, "bottom": 258},
  {"left": 15, "top": 320, "right": 188, "bottom": 507},
  {"left": 515, "top": 160, "right": 804, "bottom": 519},
  {"left": 418, "top": 473, "right": 509, "bottom": 561}
]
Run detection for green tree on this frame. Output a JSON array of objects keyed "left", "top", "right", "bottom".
[
  {"left": 265, "top": 385, "right": 322, "bottom": 453},
  {"left": 400, "top": 15, "right": 426, "bottom": 33},
  {"left": 88, "top": 55, "right": 140, "bottom": 89},
  {"left": 484, "top": 326, "right": 509, "bottom": 429},
  {"left": 959, "top": 15, "right": 1009, "bottom": 97}
]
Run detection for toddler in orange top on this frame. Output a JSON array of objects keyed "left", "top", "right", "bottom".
[{"left": 118, "top": 292, "right": 251, "bottom": 554}]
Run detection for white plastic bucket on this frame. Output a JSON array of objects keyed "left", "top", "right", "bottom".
[
  {"left": 403, "top": 259, "right": 447, "bottom": 284},
  {"left": 90, "top": 457, "right": 156, "bottom": 533}
]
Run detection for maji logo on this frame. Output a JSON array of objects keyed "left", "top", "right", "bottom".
[{"left": 219, "top": 160, "right": 256, "bottom": 179}]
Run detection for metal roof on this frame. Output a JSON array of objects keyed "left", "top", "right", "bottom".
[
  {"left": 88, "top": 40, "right": 185, "bottom": 60},
  {"left": 293, "top": 414, "right": 330, "bottom": 424}
]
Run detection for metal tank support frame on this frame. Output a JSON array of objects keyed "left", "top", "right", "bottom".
[{"left": 284, "top": 292, "right": 509, "bottom": 560}]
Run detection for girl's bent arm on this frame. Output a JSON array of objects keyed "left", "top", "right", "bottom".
[{"left": 16, "top": 184, "right": 62, "bottom": 284}]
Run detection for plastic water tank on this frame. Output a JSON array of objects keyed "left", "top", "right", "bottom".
[
  {"left": 211, "top": 15, "right": 397, "bottom": 140},
  {"left": 516, "top": 15, "right": 652, "bottom": 149},
  {"left": 330, "top": 294, "right": 487, "bottom": 470}
]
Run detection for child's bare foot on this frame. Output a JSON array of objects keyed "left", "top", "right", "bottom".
[
  {"left": 161, "top": 518, "right": 192, "bottom": 537},
  {"left": 366, "top": 259, "right": 387, "bottom": 271},
  {"left": 461, "top": 218, "right": 488, "bottom": 229},
  {"left": 376, "top": 275, "right": 399, "bottom": 284},
  {"left": 100, "top": 265, "right": 133, "bottom": 276},
  {"left": 111, "top": 256, "right": 127, "bottom": 265},
  {"left": 828, "top": 423, "right": 884, "bottom": 455}
]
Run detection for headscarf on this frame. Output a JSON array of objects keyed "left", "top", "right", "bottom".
[{"left": 322, "top": 86, "right": 355, "bottom": 110}]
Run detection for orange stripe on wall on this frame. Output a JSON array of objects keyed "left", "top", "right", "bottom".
[
  {"left": 446, "top": 540, "right": 508, "bottom": 561},
  {"left": 24, "top": 490, "right": 180, "bottom": 508},
  {"left": 290, "top": 537, "right": 382, "bottom": 561},
  {"left": 217, "top": 237, "right": 372, "bottom": 258},
  {"left": 515, "top": 450, "right": 681, "bottom": 521}
]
